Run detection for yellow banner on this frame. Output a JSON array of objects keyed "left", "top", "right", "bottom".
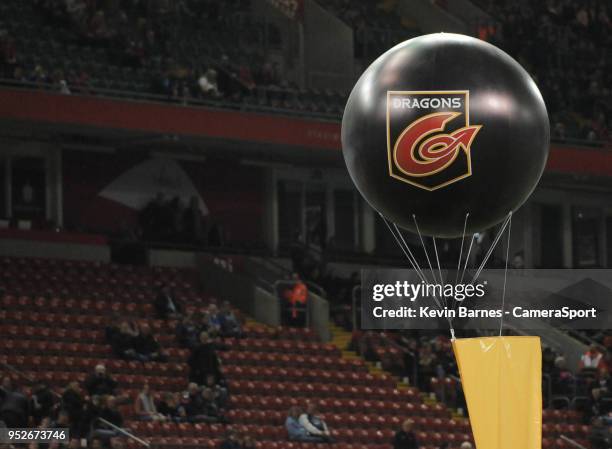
[{"left": 452, "top": 336, "right": 541, "bottom": 449}]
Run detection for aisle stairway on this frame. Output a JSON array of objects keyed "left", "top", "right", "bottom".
[{"left": 328, "top": 324, "right": 592, "bottom": 449}]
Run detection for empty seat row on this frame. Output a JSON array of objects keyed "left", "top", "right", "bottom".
[
  {"left": 222, "top": 365, "right": 395, "bottom": 387},
  {"left": 227, "top": 395, "right": 449, "bottom": 417},
  {"left": 228, "top": 380, "right": 420, "bottom": 402},
  {"left": 219, "top": 351, "right": 366, "bottom": 372}
]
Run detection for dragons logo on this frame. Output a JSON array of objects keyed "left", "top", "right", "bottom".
[{"left": 387, "top": 91, "right": 482, "bottom": 191}]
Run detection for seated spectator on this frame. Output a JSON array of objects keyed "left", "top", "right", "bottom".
[
  {"left": 157, "top": 392, "right": 186, "bottom": 423},
  {"left": 460, "top": 443, "right": 473, "bottom": 449},
  {"left": 298, "top": 403, "right": 333, "bottom": 442},
  {"left": 203, "top": 373, "right": 228, "bottom": 409},
  {"left": 218, "top": 301, "right": 243, "bottom": 337},
  {"left": 99, "top": 396, "right": 123, "bottom": 428},
  {"left": 110, "top": 321, "right": 140, "bottom": 360},
  {"left": 176, "top": 312, "right": 200, "bottom": 348},
  {"left": 589, "top": 417, "right": 611, "bottom": 449},
  {"left": 393, "top": 419, "right": 419, "bottom": 449},
  {"left": 85, "top": 364, "right": 118, "bottom": 397},
  {"left": 188, "top": 332, "right": 222, "bottom": 385},
  {"left": 183, "top": 383, "right": 221, "bottom": 423},
  {"left": 134, "top": 384, "right": 165, "bottom": 421},
  {"left": 0, "top": 379, "right": 29, "bottom": 427},
  {"left": 154, "top": 284, "right": 181, "bottom": 319},
  {"left": 92, "top": 396, "right": 124, "bottom": 441},
  {"left": 134, "top": 323, "right": 167, "bottom": 362},
  {"left": 207, "top": 304, "right": 222, "bottom": 335},
  {"left": 286, "top": 406, "right": 318, "bottom": 442},
  {"left": 201, "top": 387, "right": 225, "bottom": 422}
]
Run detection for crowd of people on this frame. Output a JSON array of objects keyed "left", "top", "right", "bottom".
[{"left": 477, "top": 0, "right": 611, "bottom": 142}]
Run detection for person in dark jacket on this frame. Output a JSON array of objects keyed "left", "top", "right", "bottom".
[
  {"left": 98, "top": 396, "right": 123, "bottom": 428},
  {"left": 85, "top": 365, "right": 118, "bottom": 397},
  {"left": 0, "top": 381, "right": 29, "bottom": 427},
  {"left": 30, "top": 382, "right": 56, "bottom": 425},
  {"left": 154, "top": 284, "right": 181, "bottom": 319},
  {"left": 393, "top": 419, "right": 419, "bottom": 449},
  {"left": 188, "top": 332, "right": 221, "bottom": 385},
  {"left": 176, "top": 313, "right": 199, "bottom": 349},
  {"left": 110, "top": 321, "right": 139, "bottom": 360},
  {"left": 134, "top": 323, "right": 166, "bottom": 362}
]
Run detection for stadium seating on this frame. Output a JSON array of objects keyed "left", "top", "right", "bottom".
[{"left": 0, "top": 256, "right": 592, "bottom": 448}]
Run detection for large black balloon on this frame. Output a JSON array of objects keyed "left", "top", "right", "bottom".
[{"left": 342, "top": 33, "right": 549, "bottom": 238}]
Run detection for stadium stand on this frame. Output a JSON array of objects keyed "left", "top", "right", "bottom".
[
  {"left": 0, "top": 0, "right": 609, "bottom": 141},
  {"left": 0, "top": 256, "right": 597, "bottom": 449}
]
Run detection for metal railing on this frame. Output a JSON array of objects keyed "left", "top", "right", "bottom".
[
  {"left": 96, "top": 418, "right": 150, "bottom": 448},
  {"left": 560, "top": 435, "right": 588, "bottom": 449}
]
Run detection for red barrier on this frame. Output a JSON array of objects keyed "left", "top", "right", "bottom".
[{"left": 0, "top": 88, "right": 610, "bottom": 177}]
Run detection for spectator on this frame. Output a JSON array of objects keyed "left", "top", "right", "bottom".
[
  {"left": 298, "top": 402, "right": 332, "bottom": 443},
  {"left": 85, "top": 364, "right": 118, "bottom": 397},
  {"left": 286, "top": 406, "right": 318, "bottom": 442},
  {"left": 157, "top": 392, "right": 186, "bottom": 423},
  {"left": 99, "top": 396, "right": 123, "bottom": 428},
  {"left": 201, "top": 387, "right": 225, "bottom": 422},
  {"left": 393, "top": 419, "right": 419, "bottom": 449},
  {"left": 581, "top": 345, "right": 604, "bottom": 372},
  {"left": 30, "top": 382, "right": 56, "bottom": 425},
  {"left": 134, "top": 322, "right": 166, "bottom": 362},
  {"left": 176, "top": 311, "right": 198, "bottom": 349},
  {"left": 109, "top": 321, "right": 139, "bottom": 360},
  {"left": 188, "top": 331, "right": 222, "bottom": 385},
  {"left": 134, "top": 384, "right": 165, "bottom": 421},
  {"left": 198, "top": 69, "right": 221, "bottom": 97},
  {"left": 203, "top": 373, "right": 228, "bottom": 409},
  {"left": 589, "top": 417, "right": 611, "bottom": 449},
  {"left": 460, "top": 443, "right": 473, "bottom": 449},
  {"left": 176, "top": 311, "right": 200, "bottom": 348},
  {"left": 61, "top": 381, "right": 86, "bottom": 437},
  {"left": 282, "top": 273, "right": 308, "bottom": 327},
  {"left": 61, "top": 381, "right": 84, "bottom": 423},
  {"left": 154, "top": 284, "right": 181, "bottom": 319},
  {"left": 183, "top": 383, "right": 220, "bottom": 423},
  {"left": 206, "top": 304, "right": 222, "bottom": 336},
  {"left": 218, "top": 300, "right": 243, "bottom": 337},
  {"left": 0, "top": 379, "right": 29, "bottom": 427}
]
